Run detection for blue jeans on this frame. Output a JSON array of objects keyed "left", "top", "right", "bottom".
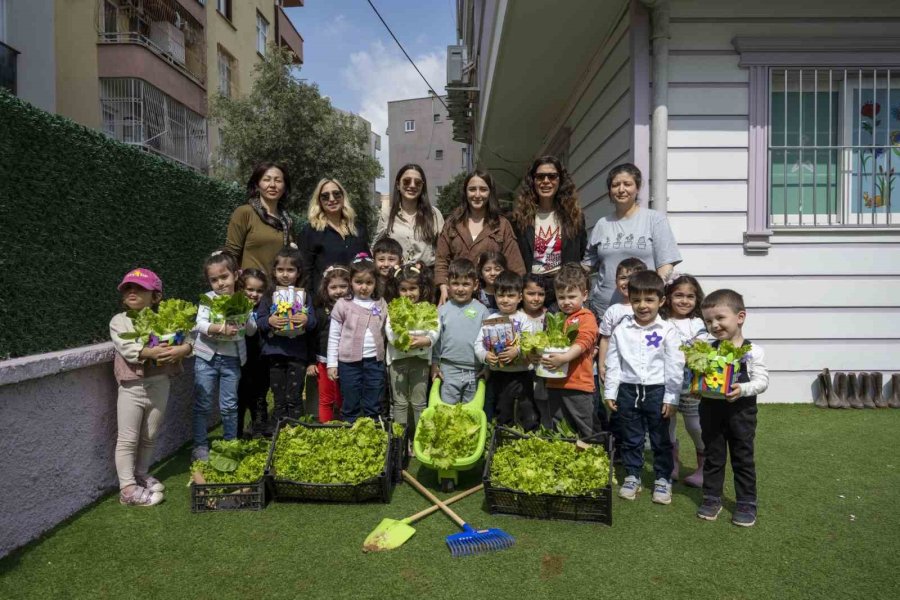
[
  {"left": 616, "top": 383, "right": 674, "bottom": 481},
  {"left": 339, "top": 358, "right": 385, "bottom": 422},
  {"left": 193, "top": 354, "right": 241, "bottom": 448}
]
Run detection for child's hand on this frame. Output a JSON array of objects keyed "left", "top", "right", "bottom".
[
  {"left": 605, "top": 398, "right": 618, "bottom": 412},
  {"left": 156, "top": 344, "right": 189, "bottom": 364},
  {"left": 431, "top": 364, "right": 443, "bottom": 381},
  {"left": 139, "top": 345, "right": 165, "bottom": 361},
  {"left": 306, "top": 364, "right": 318, "bottom": 378},
  {"left": 485, "top": 351, "right": 499, "bottom": 367},
  {"left": 409, "top": 335, "right": 431, "bottom": 349},
  {"left": 221, "top": 323, "right": 238, "bottom": 337},
  {"left": 498, "top": 346, "right": 518, "bottom": 365},
  {"left": 328, "top": 367, "right": 339, "bottom": 381},
  {"left": 269, "top": 314, "right": 288, "bottom": 329},
  {"left": 661, "top": 403, "right": 676, "bottom": 419},
  {"left": 527, "top": 350, "right": 541, "bottom": 365},
  {"left": 291, "top": 312, "right": 308, "bottom": 327},
  {"left": 725, "top": 384, "right": 742, "bottom": 401},
  {"left": 541, "top": 351, "right": 567, "bottom": 369}
]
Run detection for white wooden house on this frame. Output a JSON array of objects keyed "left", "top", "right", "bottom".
[{"left": 448, "top": 0, "right": 900, "bottom": 402}]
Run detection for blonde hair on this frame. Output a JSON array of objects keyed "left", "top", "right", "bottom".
[{"left": 307, "top": 178, "right": 357, "bottom": 236}]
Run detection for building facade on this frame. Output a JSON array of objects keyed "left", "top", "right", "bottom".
[
  {"left": 387, "top": 94, "right": 469, "bottom": 203},
  {"left": 336, "top": 107, "right": 382, "bottom": 206},
  {"left": 450, "top": 0, "right": 900, "bottom": 403},
  {"left": 0, "top": 0, "right": 303, "bottom": 172}
]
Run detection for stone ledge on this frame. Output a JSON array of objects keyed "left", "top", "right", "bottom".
[{"left": 0, "top": 343, "right": 116, "bottom": 387}]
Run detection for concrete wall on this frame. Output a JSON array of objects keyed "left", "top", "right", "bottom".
[
  {"left": 388, "top": 95, "right": 469, "bottom": 203},
  {"left": 0, "top": 344, "right": 213, "bottom": 559},
  {"left": 5, "top": 0, "right": 56, "bottom": 113},
  {"left": 54, "top": 0, "right": 99, "bottom": 128}
]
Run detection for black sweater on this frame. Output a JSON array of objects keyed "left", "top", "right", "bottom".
[
  {"left": 297, "top": 222, "right": 369, "bottom": 293},
  {"left": 514, "top": 213, "right": 588, "bottom": 273}
]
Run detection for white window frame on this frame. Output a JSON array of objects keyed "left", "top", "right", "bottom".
[
  {"left": 404, "top": 119, "right": 415, "bottom": 132},
  {"left": 217, "top": 46, "right": 235, "bottom": 97},
  {"left": 217, "top": 0, "right": 231, "bottom": 21},
  {"left": 256, "top": 12, "right": 269, "bottom": 56}
]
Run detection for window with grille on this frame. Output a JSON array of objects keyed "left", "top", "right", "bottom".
[
  {"left": 404, "top": 120, "right": 415, "bottom": 132},
  {"left": 256, "top": 12, "right": 269, "bottom": 56},
  {"left": 769, "top": 67, "right": 900, "bottom": 227}
]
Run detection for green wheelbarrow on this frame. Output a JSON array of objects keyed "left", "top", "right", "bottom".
[{"left": 413, "top": 378, "right": 488, "bottom": 492}]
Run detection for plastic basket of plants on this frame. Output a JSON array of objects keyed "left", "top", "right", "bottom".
[
  {"left": 389, "top": 420, "right": 410, "bottom": 485},
  {"left": 190, "top": 439, "right": 270, "bottom": 512},
  {"left": 483, "top": 426, "right": 614, "bottom": 525},
  {"left": 264, "top": 417, "right": 393, "bottom": 503}
]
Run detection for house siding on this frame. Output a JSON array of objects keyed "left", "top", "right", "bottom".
[{"left": 662, "top": 0, "right": 900, "bottom": 401}]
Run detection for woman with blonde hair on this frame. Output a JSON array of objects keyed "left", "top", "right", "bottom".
[{"left": 297, "top": 178, "right": 369, "bottom": 294}]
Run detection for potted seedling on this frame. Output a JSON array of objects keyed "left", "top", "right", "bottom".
[
  {"left": 521, "top": 312, "right": 579, "bottom": 379},
  {"left": 680, "top": 340, "right": 752, "bottom": 399}
]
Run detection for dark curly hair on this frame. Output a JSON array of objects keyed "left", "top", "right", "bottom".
[{"left": 511, "top": 155, "right": 583, "bottom": 239}]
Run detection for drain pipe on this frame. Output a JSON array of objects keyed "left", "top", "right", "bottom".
[{"left": 640, "top": 0, "right": 670, "bottom": 214}]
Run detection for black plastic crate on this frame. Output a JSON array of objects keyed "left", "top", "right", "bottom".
[
  {"left": 483, "top": 426, "right": 614, "bottom": 525},
  {"left": 264, "top": 418, "right": 392, "bottom": 503},
  {"left": 389, "top": 421, "right": 410, "bottom": 484},
  {"left": 190, "top": 478, "right": 268, "bottom": 513}
]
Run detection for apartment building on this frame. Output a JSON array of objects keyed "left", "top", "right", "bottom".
[
  {"left": 387, "top": 94, "right": 469, "bottom": 202},
  {"left": 0, "top": 0, "right": 303, "bottom": 172},
  {"left": 336, "top": 107, "right": 382, "bottom": 206}
]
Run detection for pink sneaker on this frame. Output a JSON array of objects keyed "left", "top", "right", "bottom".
[
  {"left": 136, "top": 474, "right": 165, "bottom": 493},
  {"left": 120, "top": 485, "right": 164, "bottom": 507}
]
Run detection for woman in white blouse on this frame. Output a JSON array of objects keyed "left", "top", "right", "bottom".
[{"left": 374, "top": 164, "right": 444, "bottom": 267}]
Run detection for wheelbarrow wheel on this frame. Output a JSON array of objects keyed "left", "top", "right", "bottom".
[{"left": 440, "top": 478, "right": 455, "bottom": 493}]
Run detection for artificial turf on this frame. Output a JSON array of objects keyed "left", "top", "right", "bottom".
[{"left": 2, "top": 405, "right": 899, "bottom": 599}]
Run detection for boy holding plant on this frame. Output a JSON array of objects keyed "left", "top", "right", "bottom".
[
  {"left": 697, "top": 289, "right": 768, "bottom": 527},
  {"left": 541, "top": 263, "right": 599, "bottom": 438},
  {"left": 604, "top": 270, "right": 683, "bottom": 505}
]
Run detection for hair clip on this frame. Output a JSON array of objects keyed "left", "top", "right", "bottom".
[
  {"left": 289, "top": 242, "right": 298, "bottom": 250},
  {"left": 324, "top": 265, "right": 350, "bottom": 275},
  {"left": 351, "top": 252, "right": 373, "bottom": 264},
  {"left": 211, "top": 250, "right": 223, "bottom": 257}
]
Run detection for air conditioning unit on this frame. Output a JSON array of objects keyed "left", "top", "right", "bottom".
[
  {"left": 150, "top": 21, "right": 186, "bottom": 65},
  {"left": 447, "top": 45, "right": 465, "bottom": 84}
]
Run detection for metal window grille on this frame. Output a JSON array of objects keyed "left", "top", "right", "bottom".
[
  {"left": 100, "top": 77, "right": 208, "bottom": 171},
  {"left": 769, "top": 67, "right": 900, "bottom": 227},
  {"left": 96, "top": 0, "right": 206, "bottom": 85}
]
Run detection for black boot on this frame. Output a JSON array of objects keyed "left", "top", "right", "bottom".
[
  {"left": 846, "top": 373, "right": 864, "bottom": 409},
  {"left": 815, "top": 370, "right": 831, "bottom": 408},
  {"left": 871, "top": 372, "right": 887, "bottom": 408},
  {"left": 858, "top": 373, "right": 876, "bottom": 408},
  {"left": 889, "top": 374, "right": 900, "bottom": 409}
]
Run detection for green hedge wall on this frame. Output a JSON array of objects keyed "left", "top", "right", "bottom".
[{"left": 0, "top": 92, "right": 245, "bottom": 359}]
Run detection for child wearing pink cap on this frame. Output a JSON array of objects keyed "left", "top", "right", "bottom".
[{"left": 109, "top": 268, "right": 192, "bottom": 506}]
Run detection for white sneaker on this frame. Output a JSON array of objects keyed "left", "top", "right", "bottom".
[
  {"left": 652, "top": 478, "right": 672, "bottom": 505},
  {"left": 618, "top": 475, "right": 642, "bottom": 500}
]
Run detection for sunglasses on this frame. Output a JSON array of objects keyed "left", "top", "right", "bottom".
[
  {"left": 320, "top": 190, "right": 344, "bottom": 202},
  {"left": 401, "top": 177, "right": 424, "bottom": 188},
  {"left": 534, "top": 172, "right": 560, "bottom": 182}
]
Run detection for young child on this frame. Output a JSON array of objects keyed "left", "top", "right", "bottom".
[
  {"left": 431, "top": 258, "right": 489, "bottom": 404},
  {"left": 597, "top": 258, "right": 647, "bottom": 382},
  {"left": 542, "top": 263, "right": 599, "bottom": 438},
  {"left": 236, "top": 268, "right": 269, "bottom": 438},
  {"left": 697, "top": 289, "right": 769, "bottom": 527},
  {"left": 327, "top": 256, "right": 388, "bottom": 421},
  {"left": 522, "top": 274, "right": 549, "bottom": 427},
  {"left": 110, "top": 268, "right": 192, "bottom": 506},
  {"left": 308, "top": 265, "right": 350, "bottom": 422},
  {"left": 373, "top": 237, "right": 403, "bottom": 279},
  {"left": 256, "top": 247, "right": 316, "bottom": 426},
  {"left": 192, "top": 252, "right": 258, "bottom": 460},
  {"left": 662, "top": 274, "right": 707, "bottom": 487},
  {"left": 477, "top": 251, "right": 507, "bottom": 310},
  {"left": 476, "top": 271, "right": 539, "bottom": 430},
  {"left": 604, "top": 270, "right": 684, "bottom": 505},
  {"left": 386, "top": 263, "right": 438, "bottom": 429}
]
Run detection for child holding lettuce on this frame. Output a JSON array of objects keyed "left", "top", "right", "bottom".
[{"left": 385, "top": 263, "right": 439, "bottom": 431}]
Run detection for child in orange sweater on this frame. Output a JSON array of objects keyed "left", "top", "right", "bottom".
[{"left": 541, "top": 263, "right": 599, "bottom": 438}]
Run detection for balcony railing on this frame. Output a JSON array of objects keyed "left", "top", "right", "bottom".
[
  {"left": 0, "top": 40, "right": 19, "bottom": 95},
  {"left": 96, "top": 0, "right": 206, "bottom": 85}
]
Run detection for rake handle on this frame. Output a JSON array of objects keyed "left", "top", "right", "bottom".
[
  {"left": 402, "top": 470, "right": 467, "bottom": 528},
  {"left": 406, "top": 483, "right": 484, "bottom": 523}
]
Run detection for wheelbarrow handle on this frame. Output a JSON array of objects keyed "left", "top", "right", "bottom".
[
  {"left": 402, "top": 470, "right": 467, "bottom": 528},
  {"left": 406, "top": 483, "right": 484, "bottom": 523}
]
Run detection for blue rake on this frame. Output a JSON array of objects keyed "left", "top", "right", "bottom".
[{"left": 403, "top": 471, "right": 514, "bottom": 557}]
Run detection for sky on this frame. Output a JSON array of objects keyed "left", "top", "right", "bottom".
[{"left": 283, "top": 1, "right": 458, "bottom": 193}]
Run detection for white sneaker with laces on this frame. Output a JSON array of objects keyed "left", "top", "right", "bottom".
[
  {"left": 618, "top": 475, "right": 642, "bottom": 500},
  {"left": 652, "top": 478, "right": 672, "bottom": 505}
]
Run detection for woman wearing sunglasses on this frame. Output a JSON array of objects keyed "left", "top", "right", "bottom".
[
  {"left": 510, "top": 156, "right": 587, "bottom": 307},
  {"left": 374, "top": 164, "right": 444, "bottom": 267},
  {"left": 297, "top": 178, "right": 369, "bottom": 295}
]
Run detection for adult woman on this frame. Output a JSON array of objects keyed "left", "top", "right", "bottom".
[
  {"left": 582, "top": 163, "right": 681, "bottom": 315},
  {"left": 297, "top": 178, "right": 369, "bottom": 295},
  {"left": 434, "top": 170, "right": 525, "bottom": 305},
  {"left": 374, "top": 164, "right": 444, "bottom": 266},
  {"left": 225, "top": 162, "right": 294, "bottom": 275},
  {"left": 511, "top": 155, "right": 587, "bottom": 307}
]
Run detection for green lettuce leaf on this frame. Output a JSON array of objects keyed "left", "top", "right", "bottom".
[
  {"left": 490, "top": 435, "right": 611, "bottom": 496},
  {"left": 388, "top": 297, "right": 438, "bottom": 352},
  {"left": 417, "top": 403, "right": 481, "bottom": 469}
]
